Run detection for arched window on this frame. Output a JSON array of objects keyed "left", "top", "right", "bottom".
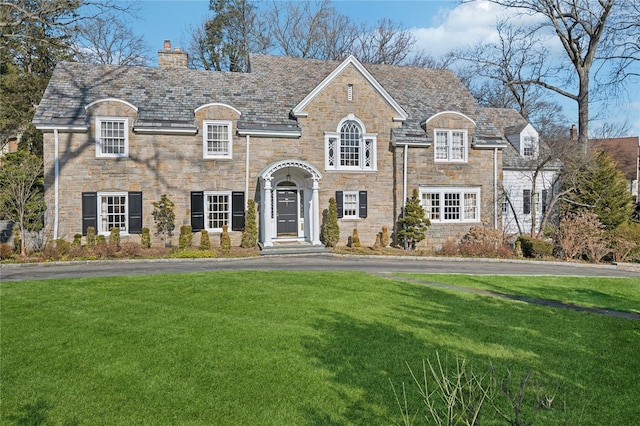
[{"left": 325, "top": 115, "right": 376, "bottom": 171}]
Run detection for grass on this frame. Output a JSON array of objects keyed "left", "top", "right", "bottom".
[
  {"left": 400, "top": 274, "right": 640, "bottom": 314},
  {"left": 1, "top": 271, "right": 639, "bottom": 425}
]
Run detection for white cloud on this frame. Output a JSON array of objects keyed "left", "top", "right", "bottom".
[{"left": 411, "top": 1, "right": 507, "bottom": 57}]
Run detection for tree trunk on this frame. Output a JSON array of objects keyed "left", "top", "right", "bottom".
[{"left": 577, "top": 72, "right": 590, "bottom": 154}]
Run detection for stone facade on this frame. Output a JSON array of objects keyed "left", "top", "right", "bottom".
[{"left": 35, "top": 53, "right": 512, "bottom": 251}]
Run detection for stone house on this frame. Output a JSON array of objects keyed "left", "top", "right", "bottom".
[
  {"left": 484, "top": 108, "right": 561, "bottom": 236},
  {"left": 33, "top": 43, "right": 512, "bottom": 251}
]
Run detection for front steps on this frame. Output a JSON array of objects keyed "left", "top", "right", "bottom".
[{"left": 259, "top": 240, "right": 329, "bottom": 256}]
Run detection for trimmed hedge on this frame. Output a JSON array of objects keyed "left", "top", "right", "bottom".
[{"left": 517, "top": 236, "right": 553, "bottom": 258}]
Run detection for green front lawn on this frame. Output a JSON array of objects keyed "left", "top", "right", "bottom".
[
  {"left": 2, "top": 272, "right": 639, "bottom": 425},
  {"left": 401, "top": 273, "right": 640, "bottom": 313}
]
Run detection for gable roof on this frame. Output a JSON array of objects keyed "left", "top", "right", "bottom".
[
  {"left": 33, "top": 54, "right": 506, "bottom": 146},
  {"left": 590, "top": 136, "right": 640, "bottom": 181},
  {"left": 483, "top": 107, "right": 561, "bottom": 171},
  {"left": 291, "top": 55, "right": 407, "bottom": 121}
]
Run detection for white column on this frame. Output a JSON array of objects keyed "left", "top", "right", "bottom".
[
  {"left": 311, "top": 178, "right": 321, "bottom": 245},
  {"left": 262, "top": 178, "right": 273, "bottom": 247}
]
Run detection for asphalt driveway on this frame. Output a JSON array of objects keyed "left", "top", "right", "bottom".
[{"left": 2, "top": 254, "right": 639, "bottom": 282}]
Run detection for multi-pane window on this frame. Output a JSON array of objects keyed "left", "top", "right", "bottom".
[
  {"left": 342, "top": 192, "right": 359, "bottom": 218},
  {"left": 96, "top": 118, "right": 128, "bottom": 157},
  {"left": 206, "top": 192, "right": 230, "bottom": 230},
  {"left": 434, "top": 130, "right": 467, "bottom": 162},
  {"left": 203, "top": 121, "right": 232, "bottom": 158},
  {"left": 325, "top": 117, "right": 376, "bottom": 171},
  {"left": 340, "top": 121, "right": 360, "bottom": 167},
  {"left": 420, "top": 187, "right": 480, "bottom": 223},
  {"left": 99, "top": 192, "right": 127, "bottom": 233},
  {"left": 523, "top": 136, "right": 536, "bottom": 157}
]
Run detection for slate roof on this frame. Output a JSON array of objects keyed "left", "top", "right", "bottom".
[{"left": 33, "top": 54, "right": 506, "bottom": 147}]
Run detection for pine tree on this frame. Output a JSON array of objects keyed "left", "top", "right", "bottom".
[
  {"left": 321, "top": 197, "right": 340, "bottom": 247},
  {"left": 397, "top": 188, "right": 430, "bottom": 250},
  {"left": 563, "top": 152, "right": 634, "bottom": 230},
  {"left": 241, "top": 199, "right": 258, "bottom": 248}
]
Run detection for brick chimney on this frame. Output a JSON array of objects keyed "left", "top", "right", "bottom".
[
  {"left": 570, "top": 124, "right": 578, "bottom": 141},
  {"left": 158, "top": 40, "right": 188, "bottom": 68}
]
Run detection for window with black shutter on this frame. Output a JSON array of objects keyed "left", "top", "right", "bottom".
[
  {"left": 358, "top": 190, "right": 367, "bottom": 218},
  {"left": 191, "top": 191, "right": 205, "bottom": 232},
  {"left": 128, "top": 192, "right": 143, "bottom": 234},
  {"left": 231, "top": 191, "right": 245, "bottom": 231},
  {"left": 81, "top": 192, "right": 97, "bottom": 235}
]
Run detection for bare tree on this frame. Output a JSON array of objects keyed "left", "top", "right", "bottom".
[
  {"left": 0, "top": 151, "right": 45, "bottom": 256},
  {"left": 267, "top": 0, "right": 356, "bottom": 60},
  {"left": 0, "top": 0, "right": 138, "bottom": 39},
  {"left": 476, "top": 0, "right": 617, "bottom": 152},
  {"left": 72, "top": 15, "right": 149, "bottom": 65}
]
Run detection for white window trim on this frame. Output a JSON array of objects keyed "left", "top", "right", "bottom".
[
  {"left": 203, "top": 120, "right": 233, "bottom": 159},
  {"left": 204, "top": 191, "right": 231, "bottom": 232},
  {"left": 420, "top": 187, "right": 481, "bottom": 223},
  {"left": 324, "top": 115, "right": 377, "bottom": 172},
  {"left": 95, "top": 117, "right": 129, "bottom": 158},
  {"left": 342, "top": 191, "right": 359, "bottom": 219},
  {"left": 522, "top": 135, "right": 538, "bottom": 158},
  {"left": 97, "top": 191, "right": 129, "bottom": 235},
  {"left": 433, "top": 129, "right": 468, "bottom": 163}
]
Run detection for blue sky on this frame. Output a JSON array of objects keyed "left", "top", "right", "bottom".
[{"left": 131, "top": 0, "right": 639, "bottom": 137}]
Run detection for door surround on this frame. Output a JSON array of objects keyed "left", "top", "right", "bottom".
[{"left": 259, "top": 159, "right": 322, "bottom": 247}]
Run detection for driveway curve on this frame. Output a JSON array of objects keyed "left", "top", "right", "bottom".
[{"left": 2, "top": 254, "right": 638, "bottom": 282}]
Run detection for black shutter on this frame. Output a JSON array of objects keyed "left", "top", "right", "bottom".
[
  {"left": 82, "top": 192, "right": 97, "bottom": 236},
  {"left": 191, "top": 191, "right": 205, "bottom": 232},
  {"left": 128, "top": 192, "right": 143, "bottom": 234},
  {"left": 523, "top": 189, "right": 531, "bottom": 215},
  {"left": 359, "top": 190, "right": 367, "bottom": 218},
  {"left": 336, "top": 191, "right": 343, "bottom": 218},
  {"left": 541, "top": 189, "right": 548, "bottom": 215},
  {"left": 231, "top": 191, "right": 245, "bottom": 231}
]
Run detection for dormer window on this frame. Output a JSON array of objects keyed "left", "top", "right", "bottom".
[
  {"left": 203, "top": 120, "right": 232, "bottom": 159},
  {"left": 522, "top": 136, "right": 536, "bottom": 157},
  {"left": 434, "top": 129, "right": 468, "bottom": 162},
  {"left": 96, "top": 117, "right": 129, "bottom": 158}
]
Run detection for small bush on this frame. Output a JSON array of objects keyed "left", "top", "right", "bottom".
[
  {"left": 321, "top": 197, "right": 340, "bottom": 248},
  {"left": 178, "top": 225, "right": 193, "bottom": 250},
  {"left": 0, "top": 243, "right": 13, "bottom": 259},
  {"left": 199, "top": 230, "right": 210, "bottom": 250},
  {"left": 109, "top": 227, "right": 121, "bottom": 249},
  {"left": 141, "top": 227, "right": 151, "bottom": 249},
  {"left": 458, "top": 226, "right": 514, "bottom": 258},
  {"left": 381, "top": 226, "right": 390, "bottom": 248},
  {"left": 373, "top": 233, "right": 381, "bottom": 250},
  {"left": 518, "top": 235, "right": 553, "bottom": 258},
  {"left": 350, "top": 229, "right": 361, "bottom": 249},
  {"left": 241, "top": 199, "right": 258, "bottom": 248},
  {"left": 220, "top": 225, "right": 231, "bottom": 252},
  {"left": 72, "top": 234, "right": 82, "bottom": 247},
  {"left": 120, "top": 241, "right": 142, "bottom": 257},
  {"left": 86, "top": 226, "right": 96, "bottom": 248},
  {"left": 93, "top": 241, "right": 117, "bottom": 258}
]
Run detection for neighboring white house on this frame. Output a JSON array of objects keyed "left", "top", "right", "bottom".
[{"left": 484, "top": 108, "right": 561, "bottom": 236}]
